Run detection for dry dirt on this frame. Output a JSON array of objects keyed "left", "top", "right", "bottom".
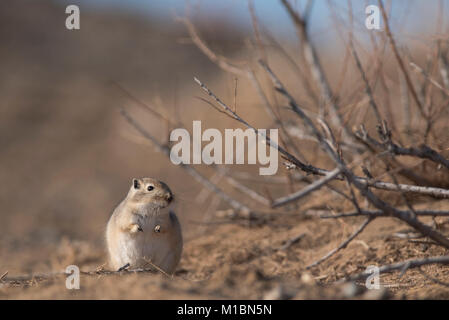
[{"left": 2, "top": 206, "right": 449, "bottom": 299}]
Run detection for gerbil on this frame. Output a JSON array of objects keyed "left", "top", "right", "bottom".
[{"left": 106, "top": 178, "right": 182, "bottom": 274}]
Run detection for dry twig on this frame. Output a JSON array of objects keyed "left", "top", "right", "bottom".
[{"left": 343, "top": 256, "right": 449, "bottom": 282}]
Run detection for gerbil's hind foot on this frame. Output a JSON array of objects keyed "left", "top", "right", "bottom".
[{"left": 117, "top": 263, "right": 130, "bottom": 272}]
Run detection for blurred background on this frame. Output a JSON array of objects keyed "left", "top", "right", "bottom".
[{"left": 0, "top": 0, "right": 448, "bottom": 278}]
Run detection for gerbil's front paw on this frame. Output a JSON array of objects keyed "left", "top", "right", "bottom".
[{"left": 129, "top": 223, "right": 143, "bottom": 233}]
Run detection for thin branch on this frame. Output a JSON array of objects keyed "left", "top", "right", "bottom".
[
  {"left": 343, "top": 255, "right": 449, "bottom": 282},
  {"left": 399, "top": 72, "right": 412, "bottom": 137},
  {"left": 306, "top": 217, "right": 374, "bottom": 269},
  {"left": 320, "top": 210, "right": 449, "bottom": 219},
  {"left": 349, "top": 40, "right": 382, "bottom": 123},
  {"left": 2, "top": 267, "right": 170, "bottom": 285},
  {"left": 271, "top": 167, "right": 342, "bottom": 208},
  {"left": 378, "top": 0, "right": 427, "bottom": 119},
  {"left": 218, "top": 168, "right": 271, "bottom": 206},
  {"left": 355, "top": 126, "right": 449, "bottom": 170},
  {"left": 260, "top": 27, "right": 320, "bottom": 106},
  {"left": 359, "top": 178, "right": 449, "bottom": 198},
  {"left": 176, "top": 16, "right": 248, "bottom": 77},
  {"left": 247, "top": 70, "right": 279, "bottom": 120},
  {"left": 439, "top": 49, "right": 449, "bottom": 89},
  {"left": 410, "top": 62, "right": 449, "bottom": 98},
  {"left": 279, "top": 233, "right": 306, "bottom": 250}
]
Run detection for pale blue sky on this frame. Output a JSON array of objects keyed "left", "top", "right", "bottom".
[{"left": 64, "top": 0, "right": 448, "bottom": 46}]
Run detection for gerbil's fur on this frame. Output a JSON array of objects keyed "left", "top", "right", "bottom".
[{"left": 106, "top": 178, "right": 182, "bottom": 274}]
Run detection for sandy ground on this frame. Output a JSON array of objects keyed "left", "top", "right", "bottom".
[{"left": 2, "top": 207, "right": 448, "bottom": 299}]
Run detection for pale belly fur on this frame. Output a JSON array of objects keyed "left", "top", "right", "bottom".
[{"left": 107, "top": 212, "right": 181, "bottom": 273}]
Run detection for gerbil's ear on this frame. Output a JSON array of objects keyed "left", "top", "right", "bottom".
[{"left": 133, "top": 178, "right": 141, "bottom": 189}]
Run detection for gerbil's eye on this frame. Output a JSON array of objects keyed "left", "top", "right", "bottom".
[{"left": 147, "top": 185, "right": 154, "bottom": 192}]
